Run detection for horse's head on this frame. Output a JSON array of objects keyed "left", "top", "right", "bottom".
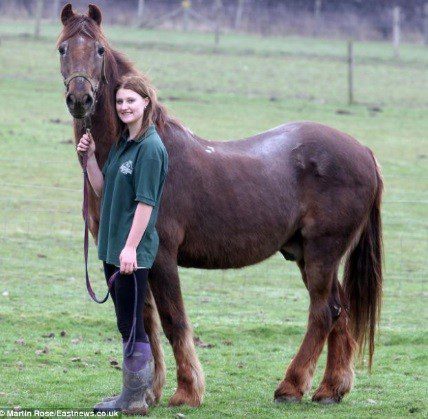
[{"left": 58, "top": 3, "right": 108, "bottom": 119}]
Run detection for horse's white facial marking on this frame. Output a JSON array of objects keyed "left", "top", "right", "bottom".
[{"left": 205, "top": 146, "right": 215, "bottom": 154}]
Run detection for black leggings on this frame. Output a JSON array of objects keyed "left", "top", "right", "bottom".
[{"left": 103, "top": 262, "right": 149, "bottom": 343}]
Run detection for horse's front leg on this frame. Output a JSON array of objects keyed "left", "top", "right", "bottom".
[{"left": 149, "top": 247, "right": 205, "bottom": 407}]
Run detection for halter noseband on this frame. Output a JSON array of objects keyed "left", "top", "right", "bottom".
[{"left": 63, "top": 53, "right": 108, "bottom": 94}]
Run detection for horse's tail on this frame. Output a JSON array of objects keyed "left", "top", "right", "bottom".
[{"left": 343, "top": 154, "right": 383, "bottom": 370}]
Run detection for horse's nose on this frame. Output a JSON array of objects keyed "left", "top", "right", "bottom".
[
  {"left": 82, "top": 93, "right": 94, "bottom": 110},
  {"left": 66, "top": 92, "right": 94, "bottom": 113},
  {"left": 66, "top": 93, "right": 76, "bottom": 110}
]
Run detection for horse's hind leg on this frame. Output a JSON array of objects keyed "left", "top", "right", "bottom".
[
  {"left": 312, "top": 277, "right": 356, "bottom": 403},
  {"left": 149, "top": 248, "right": 205, "bottom": 407},
  {"left": 143, "top": 286, "right": 166, "bottom": 405},
  {"left": 275, "top": 237, "right": 345, "bottom": 403}
]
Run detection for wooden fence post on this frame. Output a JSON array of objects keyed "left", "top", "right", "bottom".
[
  {"left": 183, "top": 0, "right": 191, "bottom": 31},
  {"left": 215, "top": 0, "right": 223, "bottom": 46},
  {"left": 314, "top": 0, "right": 322, "bottom": 36},
  {"left": 423, "top": 2, "right": 428, "bottom": 45},
  {"left": 235, "top": 0, "right": 245, "bottom": 29},
  {"left": 347, "top": 40, "right": 354, "bottom": 105},
  {"left": 34, "top": 0, "right": 43, "bottom": 39},
  {"left": 137, "top": 0, "right": 145, "bottom": 27},
  {"left": 52, "top": 0, "right": 60, "bottom": 22},
  {"left": 393, "top": 6, "right": 401, "bottom": 59}
]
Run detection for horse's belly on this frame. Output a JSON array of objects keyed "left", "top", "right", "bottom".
[
  {"left": 178, "top": 242, "right": 278, "bottom": 269},
  {"left": 177, "top": 220, "right": 295, "bottom": 269}
]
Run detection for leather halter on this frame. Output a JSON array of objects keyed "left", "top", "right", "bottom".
[
  {"left": 64, "top": 72, "right": 99, "bottom": 93},
  {"left": 63, "top": 53, "right": 108, "bottom": 93}
]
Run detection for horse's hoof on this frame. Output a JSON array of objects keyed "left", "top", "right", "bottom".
[
  {"left": 145, "top": 388, "right": 157, "bottom": 406},
  {"left": 168, "top": 389, "right": 202, "bottom": 407},
  {"left": 274, "top": 395, "right": 301, "bottom": 403},
  {"left": 274, "top": 381, "right": 303, "bottom": 404},
  {"left": 312, "top": 393, "right": 343, "bottom": 404}
]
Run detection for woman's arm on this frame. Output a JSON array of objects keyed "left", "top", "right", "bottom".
[
  {"left": 85, "top": 155, "right": 104, "bottom": 197},
  {"left": 119, "top": 202, "right": 153, "bottom": 274},
  {"left": 77, "top": 133, "right": 104, "bottom": 197}
]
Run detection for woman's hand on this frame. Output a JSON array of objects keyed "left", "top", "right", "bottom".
[
  {"left": 76, "top": 132, "right": 96, "bottom": 159},
  {"left": 119, "top": 245, "right": 137, "bottom": 274}
]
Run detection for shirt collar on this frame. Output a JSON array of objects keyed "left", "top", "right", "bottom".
[
  {"left": 133, "top": 125, "right": 156, "bottom": 143},
  {"left": 119, "top": 125, "right": 155, "bottom": 144}
]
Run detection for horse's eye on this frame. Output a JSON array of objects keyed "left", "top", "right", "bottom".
[
  {"left": 58, "top": 46, "right": 66, "bottom": 56},
  {"left": 98, "top": 46, "right": 105, "bottom": 55}
]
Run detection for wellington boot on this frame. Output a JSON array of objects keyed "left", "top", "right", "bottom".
[
  {"left": 101, "top": 394, "right": 119, "bottom": 403},
  {"left": 94, "top": 358, "right": 154, "bottom": 415},
  {"left": 101, "top": 388, "right": 156, "bottom": 406}
]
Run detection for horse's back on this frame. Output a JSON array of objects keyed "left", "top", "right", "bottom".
[
  {"left": 226, "top": 121, "right": 374, "bottom": 173},
  {"left": 245, "top": 121, "right": 377, "bottom": 189},
  {"left": 281, "top": 121, "right": 378, "bottom": 191}
]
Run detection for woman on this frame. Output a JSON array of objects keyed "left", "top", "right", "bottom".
[{"left": 77, "top": 75, "right": 168, "bottom": 414}]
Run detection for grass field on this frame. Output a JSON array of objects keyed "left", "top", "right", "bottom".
[{"left": 0, "top": 20, "right": 427, "bottom": 417}]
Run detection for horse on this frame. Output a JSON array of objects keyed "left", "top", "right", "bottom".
[{"left": 57, "top": 3, "right": 383, "bottom": 408}]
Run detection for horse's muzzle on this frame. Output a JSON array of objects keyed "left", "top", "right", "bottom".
[{"left": 66, "top": 92, "right": 94, "bottom": 119}]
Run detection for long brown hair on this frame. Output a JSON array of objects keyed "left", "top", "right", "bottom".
[{"left": 115, "top": 74, "right": 173, "bottom": 141}]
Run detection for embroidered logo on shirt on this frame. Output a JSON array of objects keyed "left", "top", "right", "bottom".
[{"left": 119, "top": 160, "right": 133, "bottom": 175}]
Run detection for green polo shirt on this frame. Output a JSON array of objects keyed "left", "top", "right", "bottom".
[{"left": 98, "top": 125, "right": 168, "bottom": 268}]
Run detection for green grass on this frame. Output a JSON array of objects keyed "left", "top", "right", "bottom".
[{"left": 0, "top": 21, "right": 427, "bottom": 418}]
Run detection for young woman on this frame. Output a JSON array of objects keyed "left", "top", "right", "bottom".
[{"left": 77, "top": 75, "right": 168, "bottom": 414}]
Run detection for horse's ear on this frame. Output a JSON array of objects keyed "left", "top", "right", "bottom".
[
  {"left": 88, "top": 4, "right": 102, "bottom": 26},
  {"left": 61, "top": 3, "right": 75, "bottom": 26}
]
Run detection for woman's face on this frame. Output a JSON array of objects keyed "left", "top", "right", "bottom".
[{"left": 116, "top": 88, "right": 149, "bottom": 126}]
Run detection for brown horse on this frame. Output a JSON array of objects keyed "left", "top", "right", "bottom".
[{"left": 58, "top": 4, "right": 383, "bottom": 408}]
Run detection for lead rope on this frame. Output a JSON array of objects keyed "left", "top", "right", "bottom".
[{"left": 81, "top": 119, "right": 137, "bottom": 357}]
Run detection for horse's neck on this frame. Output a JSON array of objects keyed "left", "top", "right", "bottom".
[{"left": 77, "top": 50, "right": 210, "bottom": 163}]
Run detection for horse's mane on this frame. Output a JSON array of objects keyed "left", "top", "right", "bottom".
[{"left": 57, "top": 14, "right": 185, "bottom": 139}]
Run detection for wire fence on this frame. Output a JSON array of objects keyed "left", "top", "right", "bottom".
[
  {"left": 3, "top": 0, "right": 428, "bottom": 44},
  {"left": 2, "top": 21, "right": 428, "bottom": 109}
]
